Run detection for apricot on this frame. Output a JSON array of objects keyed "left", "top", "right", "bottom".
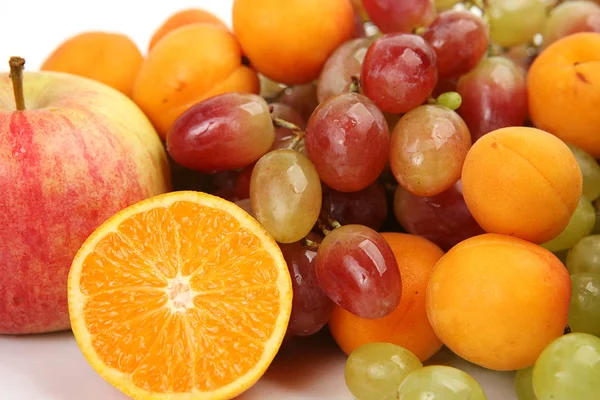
[
  {"left": 329, "top": 233, "right": 444, "bottom": 362},
  {"left": 426, "top": 233, "right": 572, "bottom": 371},
  {"left": 132, "top": 24, "right": 259, "bottom": 140},
  {"left": 528, "top": 32, "right": 600, "bottom": 157},
  {"left": 148, "top": 8, "right": 227, "bottom": 51},
  {"left": 41, "top": 32, "right": 143, "bottom": 97},
  {"left": 462, "top": 126, "right": 582, "bottom": 244},
  {"left": 232, "top": 0, "right": 355, "bottom": 85}
]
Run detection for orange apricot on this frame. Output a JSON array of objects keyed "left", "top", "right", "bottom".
[
  {"left": 41, "top": 32, "right": 143, "bottom": 97},
  {"left": 132, "top": 24, "right": 259, "bottom": 140},
  {"left": 461, "top": 126, "right": 582, "bottom": 244},
  {"left": 232, "top": 0, "right": 355, "bottom": 85},
  {"left": 329, "top": 233, "right": 444, "bottom": 362},
  {"left": 528, "top": 32, "right": 600, "bottom": 157},
  {"left": 148, "top": 8, "right": 227, "bottom": 51},
  {"left": 426, "top": 233, "right": 572, "bottom": 371}
]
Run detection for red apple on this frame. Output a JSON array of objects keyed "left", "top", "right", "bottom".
[{"left": 0, "top": 58, "right": 171, "bottom": 334}]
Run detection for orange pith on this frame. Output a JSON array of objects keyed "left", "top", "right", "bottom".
[{"left": 68, "top": 191, "right": 292, "bottom": 400}]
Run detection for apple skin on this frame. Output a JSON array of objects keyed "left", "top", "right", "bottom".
[{"left": 0, "top": 71, "right": 171, "bottom": 334}]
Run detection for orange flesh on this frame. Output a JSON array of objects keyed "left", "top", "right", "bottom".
[{"left": 78, "top": 200, "right": 281, "bottom": 393}]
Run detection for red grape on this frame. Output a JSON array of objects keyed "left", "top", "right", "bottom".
[
  {"left": 269, "top": 103, "right": 306, "bottom": 152},
  {"left": 167, "top": 93, "right": 274, "bottom": 173},
  {"left": 362, "top": 0, "right": 436, "bottom": 34},
  {"left": 315, "top": 224, "right": 402, "bottom": 319},
  {"left": 211, "top": 170, "right": 239, "bottom": 202},
  {"left": 393, "top": 182, "right": 485, "bottom": 251},
  {"left": 279, "top": 83, "right": 320, "bottom": 122},
  {"left": 280, "top": 234, "right": 334, "bottom": 337},
  {"left": 543, "top": 1, "right": 600, "bottom": 48},
  {"left": 361, "top": 33, "right": 438, "bottom": 114},
  {"left": 390, "top": 104, "right": 471, "bottom": 197},
  {"left": 235, "top": 162, "right": 255, "bottom": 200},
  {"left": 422, "top": 10, "right": 489, "bottom": 78},
  {"left": 305, "top": 93, "right": 390, "bottom": 192},
  {"left": 456, "top": 56, "right": 528, "bottom": 142},
  {"left": 317, "top": 38, "right": 371, "bottom": 103},
  {"left": 321, "top": 183, "right": 388, "bottom": 231}
]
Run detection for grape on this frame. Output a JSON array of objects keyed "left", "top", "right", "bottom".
[
  {"left": 279, "top": 83, "right": 319, "bottom": 122},
  {"left": 317, "top": 38, "right": 371, "bottom": 103},
  {"left": 305, "top": 93, "right": 390, "bottom": 193},
  {"left": 456, "top": 56, "right": 528, "bottom": 142},
  {"left": 568, "top": 143, "right": 600, "bottom": 202},
  {"left": 542, "top": 196, "right": 596, "bottom": 253},
  {"left": 234, "top": 198, "right": 254, "bottom": 217},
  {"left": 487, "top": 0, "right": 548, "bottom": 48},
  {"left": 235, "top": 162, "right": 255, "bottom": 200},
  {"left": 269, "top": 102, "right": 307, "bottom": 152},
  {"left": 543, "top": 1, "right": 600, "bottom": 48},
  {"left": 594, "top": 199, "right": 600, "bottom": 234},
  {"left": 566, "top": 235, "right": 600, "bottom": 275},
  {"left": 280, "top": 233, "right": 334, "bottom": 337},
  {"left": 250, "top": 149, "right": 322, "bottom": 244},
  {"left": 393, "top": 182, "right": 485, "bottom": 251},
  {"left": 345, "top": 342, "right": 423, "bottom": 400},
  {"left": 211, "top": 170, "right": 239, "bottom": 202},
  {"left": 569, "top": 273, "right": 600, "bottom": 337},
  {"left": 315, "top": 224, "right": 402, "bottom": 319},
  {"left": 504, "top": 44, "right": 538, "bottom": 73},
  {"left": 166, "top": 93, "right": 275, "bottom": 173},
  {"left": 397, "top": 365, "right": 487, "bottom": 400},
  {"left": 532, "top": 333, "right": 600, "bottom": 400},
  {"left": 362, "top": 0, "right": 436, "bottom": 34},
  {"left": 321, "top": 183, "right": 388, "bottom": 231},
  {"left": 259, "top": 74, "right": 286, "bottom": 99},
  {"left": 514, "top": 366, "right": 536, "bottom": 400},
  {"left": 422, "top": 10, "right": 489, "bottom": 78},
  {"left": 435, "top": 0, "right": 461, "bottom": 10},
  {"left": 389, "top": 104, "right": 472, "bottom": 197},
  {"left": 361, "top": 33, "right": 438, "bottom": 114}
]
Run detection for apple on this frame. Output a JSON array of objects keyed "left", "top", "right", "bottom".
[{"left": 0, "top": 57, "right": 171, "bottom": 334}]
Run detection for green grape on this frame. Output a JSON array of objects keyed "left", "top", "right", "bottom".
[
  {"left": 345, "top": 342, "right": 422, "bottom": 400},
  {"left": 514, "top": 366, "right": 537, "bottom": 400},
  {"left": 542, "top": 196, "right": 596, "bottom": 252},
  {"left": 397, "top": 365, "right": 487, "bottom": 400},
  {"left": 569, "top": 273, "right": 600, "bottom": 337},
  {"left": 566, "top": 235, "right": 600, "bottom": 275},
  {"left": 435, "top": 0, "right": 461, "bottom": 10},
  {"left": 533, "top": 333, "right": 600, "bottom": 400},
  {"left": 487, "top": 0, "right": 548, "bottom": 48},
  {"left": 568, "top": 143, "right": 600, "bottom": 202}
]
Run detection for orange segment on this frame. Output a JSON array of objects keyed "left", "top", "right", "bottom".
[{"left": 68, "top": 191, "right": 292, "bottom": 400}]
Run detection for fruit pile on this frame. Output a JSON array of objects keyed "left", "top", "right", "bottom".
[{"left": 4, "top": 0, "right": 600, "bottom": 399}]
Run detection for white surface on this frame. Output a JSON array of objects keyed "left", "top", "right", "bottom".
[{"left": 0, "top": 2, "right": 518, "bottom": 399}]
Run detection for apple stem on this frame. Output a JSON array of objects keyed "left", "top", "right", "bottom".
[
  {"left": 9, "top": 57, "right": 26, "bottom": 111},
  {"left": 302, "top": 237, "right": 320, "bottom": 251}
]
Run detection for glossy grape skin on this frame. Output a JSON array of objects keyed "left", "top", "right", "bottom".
[
  {"left": 422, "top": 10, "right": 489, "bottom": 78},
  {"left": 566, "top": 235, "right": 600, "bottom": 275},
  {"left": 362, "top": 0, "right": 436, "bottom": 34},
  {"left": 533, "top": 333, "right": 600, "bottom": 400},
  {"left": 361, "top": 33, "right": 438, "bottom": 114},
  {"left": 321, "top": 183, "right": 388, "bottom": 231},
  {"left": 514, "top": 366, "right": 536, "bottom": 400},
  {"left": 456, "top": 56, "right": 528, "bottom": 142},
  {"left": 393, "top": 182, "right": 485, "bottom": 251},
  {"left": 305, "top": 93, "right": 390, "bottom": 193},
  {"left": 250, "top": 150, "right": 322, "bottom": 244},
  {"left": 569, "top": 273, "right": 600, "bottom": 337},
  {"left": 315, "top": 224, "right": 402, "bottom": 319},
  {"left": 317, "top": 38, "right": 371, "bottom": 104},
  {"left": 487, "top": 0, "right": 548, "bottom": 48},
  {"left": 397, "top": 365, "right": 487, "bottom": 400},
  {"left": 543, "top": 1, "right": 600, "bottom": 48},
  {"left": 390, "top": 104, "right": 471, "bottom": 197},
  {"left": 542, "top": 196, "right": 596, "bottom": 253},
  {"left": 269, "top": 102, "right": 307, "bottom": 152},
  {"left": 568, "top": 143, "right": 600, "bottom": 202},
  {"left": 279, "top": 83, "right": 319, "bottom": 122},
  {"left": 280, "top": 233, "right": 334, "bottom": 337},
  {"left": 167, "top": 93, "right": 275, "bottom": 173},
  {"left": 345, "top": 342, "right": 423, "bottom": 400}
]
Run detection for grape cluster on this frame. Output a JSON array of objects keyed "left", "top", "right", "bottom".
[{"left": 166, "top": 0, "right": 600, "bottom": 398}]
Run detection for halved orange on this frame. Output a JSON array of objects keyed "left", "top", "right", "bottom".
[{"left": 67, "top": 191, "right": 293, "bottom": 399}]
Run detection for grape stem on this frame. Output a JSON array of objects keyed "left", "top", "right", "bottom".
[
  {"left": 317, "top": 219, "right": 332, "bottom": 236},
  {"left": 9, "top": 56, "right": 26, "bottom": 111},
  {"left": 271, "top": 115, "right": 306, "bottom": 151},
  {"left": 349, "top": 76, "right": 361, "bottom": 94},
  {"left": 328, "top": 218, "right": 342, "bottom": 230},
  {"left": 302, "top": 237, "right": 320, "bottom": 250}
]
